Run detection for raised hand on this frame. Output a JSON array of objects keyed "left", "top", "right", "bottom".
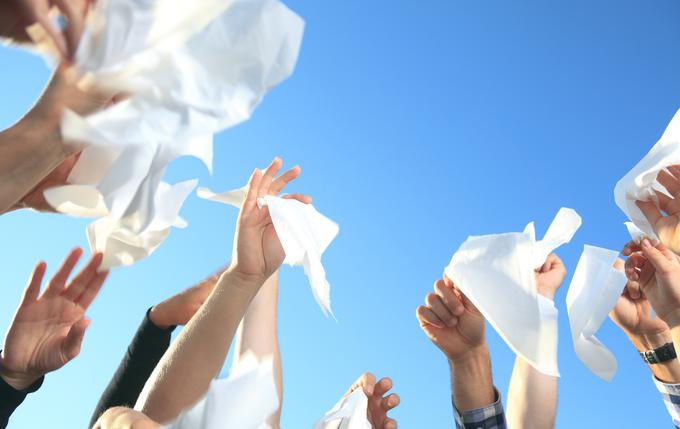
[
  {"left": 635, "top": 165, "right": 680, "bottom": 255},
  {"left": 344, "top": 373, "right": 399, "bottom": 429},
  {"left": 0, "top": 248, "right": 108, "bottom": 390},
  {"left": 623, "top": 239, "right": 680, "bottom": 328},
  {"left": 149, "top": 268, "right": 226, "bottom": 329},
  {"left": 610, "top": 258, "right": 669, "bottom": 341},
  {"left": 230, "top": 157, "right": 310, "bottom": 285},
  {"left": 92, "top": 407, "right": 159, "bottom": 429},
  {"left": 416, "top": 275, "right": 486, "bottom": 362},
  {"left": 534, "top": 253, "right": 567, "bottom": 299},
  {"left": 0, "top": 0, "right": 90, "bottom": 60}
]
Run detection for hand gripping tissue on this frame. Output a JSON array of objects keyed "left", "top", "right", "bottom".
[
  {"left": 614, "top": 109, "right": 680, "bottom": 243},
  {"left": 198, "top": 184, "right": 339, "bottom": 317},
  {"left": 444, "top": 208, "right": 582, "bottom": 376},
  {"left": 35, "top": 0, "right": 304, "bottom": 269}
]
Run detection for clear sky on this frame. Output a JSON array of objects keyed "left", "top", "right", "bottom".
[{"left": 1, "top": 0, "right": 680, "bottom": 427}]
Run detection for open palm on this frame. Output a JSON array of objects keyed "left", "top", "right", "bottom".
[{"left": 0, "top": 248, "right": 108, "bottom": 389}]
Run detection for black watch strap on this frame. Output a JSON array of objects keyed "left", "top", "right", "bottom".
[{"left": 640, "top": 342, "right": 677, "bottom": 365}]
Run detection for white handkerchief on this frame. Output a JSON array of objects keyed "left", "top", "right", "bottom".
[
  {"left": 197, "top": 187, "right": 339, "bottom": 317},
  {"left": 614, "top": 109, "right": 680, "bottom": 239},
  {"left": 444, "top": 208, "right": 582, "bottom": 376},
  {"left": 312, "top": 389, "right": 371, "bottom": 429},
  {"left": 162, "top": 353, "right": 278, "bottom": 429},
  {"left": 566, "top": 245, "right": 628, "bottom": 381},
  {"left": 38, "top": 0, "right": 304, "bottom": 270}
]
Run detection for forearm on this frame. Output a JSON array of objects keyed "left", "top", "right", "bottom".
[
  {"left": 0, "top": 115, "right": 69, "bottom": 214},
  {"left": 89, "top": 311, "right": 174, "bottom": 428},
  {"left": 450, "top": 344, "right": 495, "bottom": 413},
  {"left": 232, "top": 271, "right": 282, "bottom": 428},
  {"left": 135, "top": 270, "right": 262, "bottom": 423},
  {"left": 506, "top": 357, "right": 556, "bottom": 429}
]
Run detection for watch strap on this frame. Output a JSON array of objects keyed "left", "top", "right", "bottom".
[{"left": 640, "top": 342, "right": 677, "bottom": 365}]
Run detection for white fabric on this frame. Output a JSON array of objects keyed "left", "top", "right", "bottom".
[
  {"left": 614, "top": 109, "right": 680, "bottom": 239},
  {"left": 444, "top": 208, "right": 582, "bottom": 376},
  {"left": 566, "top": 245, "right": 628, "bottom": 381},
  {"left": 39, "top": 0, "right": 304, "bottom": 269},
  {"left": 162, "top": 353, "right": 278, "bottom": 429},
  {"left": 197, "top": 186, "right": 339, "bottom": 317},
  {"left": 312, "top": 389, "right": 371, "bottom": 429}
]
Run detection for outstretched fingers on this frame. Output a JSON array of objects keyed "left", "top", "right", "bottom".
[
  {"left": 62, "top": 252, "right": 103, "bottom": 301},
  {"left": 76, "top": 270, "right": 109, "bottom": 310},
  {"left": 21, "top": 262, "right": 46, "bottom": 306},
  {"left": 258, "top": 158, "right": 283, "bottom": 198},
  {"left": 43, "top": 248, "right": 83, "bottom": 298},
  {"left": 270, "top": 165, "right": 302, "bottom": 195}
]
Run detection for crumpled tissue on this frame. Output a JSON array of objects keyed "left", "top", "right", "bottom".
[
  {"left": 312, "top": 389, "right": 371, "bottom": 429},
  {"left": 615, "top": 109, "right": 680, "bottom": 240},
  {"left": 161, "top": 353, "right": 278, "bottom": 429},
  {"left": 37, "top": 0, "right": 304, "bottom": 269},
  {"left": 566, "top": 245, "right": 628, "bottom": 381},
  {"left": 444, "top": 208, "right": 582, "bottom": 376},
  {"left": 197, "top": 186, "right": 339, "bottom": 317}
]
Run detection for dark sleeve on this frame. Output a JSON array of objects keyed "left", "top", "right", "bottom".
[
  {"left": 89, "top": 309, "right": 175, "bottom": 428},
  {"left": 0, "top": 374, "right": 43, "bottom": 428}
]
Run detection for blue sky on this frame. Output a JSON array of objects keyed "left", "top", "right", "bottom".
[{"left": 1, "top": 0, "right": 680, "bottom": 427}]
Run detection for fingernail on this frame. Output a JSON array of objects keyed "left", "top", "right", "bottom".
[{"left": 642, "top": 239, "right": 651, "bottom": 248}]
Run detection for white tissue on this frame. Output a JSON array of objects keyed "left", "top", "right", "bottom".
[
  {"left": 444, "top": 208, "right": 582, "bottom": 376},
  {"left": 162, "top": 353, "right": 278, "bottom": 429},
  {"left": 312, "top": 389, "right": 371, "bottom": 429},
  {"left": 566, "top": 245, "right": 628, "bottom": 381},
  {"left": 197, "top": 186, "right": 339, "bottom": 317},
  {"left": 39, "top": 0, "right": 304, "bottom": 270},
  {"left": 614, "top": 109, "right": 680, "bottom": 239}
]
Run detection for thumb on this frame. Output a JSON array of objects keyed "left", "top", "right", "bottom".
[
  {"left": 63, "top": 318, "right": 90, "bottom": 361},
  {"left": 641, "top": 240, "right": 673, "bottom": 274}
]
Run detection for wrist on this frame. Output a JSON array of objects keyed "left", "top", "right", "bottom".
[
  {"left": 536, "top": 288, "right": 556, "bottom": 300},
  {"left": 148, "top": 305, "right": 172, "bottom": 330},
  {"left": 629, "top": 331, "right": 672, "bottom": 352},
  {"left": 448, "top": 342, "right": 489, "bottom": 368},
  {"left": 0, "top": 354, "right": 41, "bottom": 391}
]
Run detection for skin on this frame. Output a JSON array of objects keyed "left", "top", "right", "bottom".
[
  {"left": 0, "top": 0, "right": 90, "bottom": 60},
  {"left": 610, "top": 257, "right": 680, "bottom": 384},
  {"left": 343, "top": 372, "right": 399, "bottom": 429},
  {"left": 416, "top": 274, "right": 494, "bottom": 414},
  {"left": 136, "top": 158, "right": 309, "bottom": 423},
  {"left": 0, "top": 248, "right": 109, "bottom": 390},
  {"left": 506, "top": 253, "right": 565, "bottom": 429},
  {"left": 633, "top": 164, "right": 680, "bottom": 256},
  {"left": 92, "top": 407, "right": 159, "bottom": 429},
  {"left": 0, "top": 65, "right": 115, "bottom": 214},
  {"left": 623, "top": 239, "right": 680, "bottom": 356},
  {"left": 232, "top": 271, "right": 283, "bottom": 428}
]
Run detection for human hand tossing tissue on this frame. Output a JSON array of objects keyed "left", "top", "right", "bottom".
[
  {"left": 633, "top": 165, "right": 680, "bottom": 256},
  {"left": 416, "top": 275, "right": 486, "bottom": 363},
  {"left": 535, "top": 253, "right": 567, "bottom": 300},
  {"left": 624, "top": 239, "right": 680, "bottom": 329},
  {"left": 230, "top": 157, "right": 310, "bottom": 288},
  {"left": 0, "top": 0, "right": 89, "bottom": 60},
  {"left": 344, "top": 373, "right": 400, "bottom": 429}
]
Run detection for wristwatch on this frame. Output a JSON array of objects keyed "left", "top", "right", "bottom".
[{"left": 640, "top": 342, "right": 677, "bottom": 365}]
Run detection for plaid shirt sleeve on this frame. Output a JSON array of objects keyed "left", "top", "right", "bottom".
[
  {"left": 453, "top": 388, "right": 507, "bottom": 429},
  {"left": 654, "top": 377, "right": 680, "bottom": 428}
]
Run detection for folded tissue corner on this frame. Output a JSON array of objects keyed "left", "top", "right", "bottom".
[
  {"left": 36, "top": 0, "right": 304, "bottom": 270},
  {"left": 615, "top": 109, "right": 680, "bottom": 240},
  {"left": 313, "top": 388, "right": 371, "bottom": 429},
  {"left": 565, "top": 245, "right": 627, "bottom": 382},
  {"left": 162, "top": 353, "right": 278, "bottom": 429},
  {"left": 444, "top": 207, "right": 582, "bottom": 376},
  {"left": 197, "top": 186, "right": 339, "bottom": 317}
]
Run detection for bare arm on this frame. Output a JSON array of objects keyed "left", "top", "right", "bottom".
[
  {"left": 232, "top": 271, "right": 283, "bottom": 428},
  {"left": 506, "top": 357, "right": 556, "bottom": 429},
  {"left": 135, "top": 158, "right": 306, "bottom": 423}
]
